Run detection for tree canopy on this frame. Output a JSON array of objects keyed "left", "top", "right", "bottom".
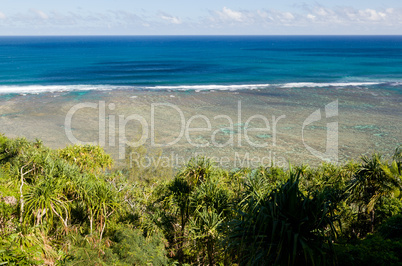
[{"left": 0, "top": 134, "right": 401, "bottom": 265}]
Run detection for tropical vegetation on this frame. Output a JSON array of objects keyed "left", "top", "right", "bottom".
[{"left": 0, "top": 134, "right": 401, "bottom": 265}]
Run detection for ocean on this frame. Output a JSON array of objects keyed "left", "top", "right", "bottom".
[
  {"left": 0, "top": 36, "right": 401, "bottom": 166},
  {"left": 0, "top": 36, "right": 401, "bottom": 93}
]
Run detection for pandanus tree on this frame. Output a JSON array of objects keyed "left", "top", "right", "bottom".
[
  {"left": 23, "top": 155, "right": 81, "bottom": 229},
  {"left": 160, "top": 157, "right": 217, "bottom": 263},
  {"left": 189, "top": 207, "right": 224, "bottom": 265},
  {"left": 382, "top": 148, "right": 402, "bottom": 190},
  {"left": 58, "top": 144, "right": 113, "bottom": 174},
  {"left": 24, "top": 176, "right": 69, "bottom": 228},
  {"left": 189, "top": 175, "right": 232, "bottom": 265},
  {"left": 0, "top": 135, "right": 54, "bottom": 224},
  {"left": 58, "top": 144, "right": 117, "bottom": 239},
  {"left": 92, "top": 182, "right": 119, "bottom": 241},
  {"left": 348, "top": 153, "right": 402, "bottom": 233},
  {"left": 73, "top": 175, "right": 118, "bottom": 240},
  {"left": 226, "top": 168, "right": 338, "bottom": 266},
  {"left": 179, "top": 157, "right": 216, "bottom": 186}
]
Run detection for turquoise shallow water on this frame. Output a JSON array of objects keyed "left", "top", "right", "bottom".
[
  {"left": 0, "top": 35, "right": 400, "bottom": 166},
  {"left": 0, "top": 36, "right": 401, "bottom": 93}
]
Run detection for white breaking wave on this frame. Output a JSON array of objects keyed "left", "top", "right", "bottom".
[
  {"left": 280, "top": 82, "right": 381, "bottom": 88},
  {"left": 0, "top": 85, "right": 117, "bottom": 94},
  {"left": 145, "top": 84, "right": 273, "bottom": 91},
  {"left": 0, "top": 81, "right": 390, "bottom": 94}
]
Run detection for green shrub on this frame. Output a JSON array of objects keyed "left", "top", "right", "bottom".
[
  {"left": 335, "top": 234, "right": 402, "bottom": 266},
  {"left": 376, "top": 197, "right": 402, "bottom": 226},
  {"left": 379, "top": 214, "right": 402, "bottom": 240},
  {"left": 112, "top": 228, "right": 168, "bottom": 265}
]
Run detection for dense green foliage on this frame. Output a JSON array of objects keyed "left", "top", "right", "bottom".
[{"left": 0, "top": 134, "right": 401, "bottom": 265}]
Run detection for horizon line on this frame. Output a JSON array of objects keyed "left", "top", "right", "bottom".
[{"left": 0, "top": 34, "right": 401, "bottom": 37}]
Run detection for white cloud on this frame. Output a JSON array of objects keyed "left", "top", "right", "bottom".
[
  {"left": 198, "top": 5, "right": 402, "bottom": 34},
  {"left": 282, "top": 12, "right": 295, "bottom": 20},
  {"left": 160, "top": 13, "right": 182, "bottom": 24},
  {"left": 272, "top": 10, "right": 296, "bottom": 23},
  {"left": 217, "top": 7, "right": 244, "bottom": 22},
  {"left": 358, "top": 9, "right": 386, "bottom": 21},
  {"left": 301, "top": 5, "right": 402, "bottom": 25},
  {"left": 307, "top": 14, "right": 316, "bottom": 21},
  {"left": 0, "top": 5, "right": 401, "bottom": 34},
  {"left": 31, "top": 9, "right": 49, "bottom": 20},
  {"left": 209, "top": 8, "right": 296, "bottom": 27}
]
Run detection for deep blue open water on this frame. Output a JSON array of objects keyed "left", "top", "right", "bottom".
[{"left": 0, "top": 35, "right": 401, "bottom": 93}]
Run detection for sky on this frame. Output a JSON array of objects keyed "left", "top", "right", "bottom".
[{"left": 0, "top": 0, "right": 401, "bottom": 35}]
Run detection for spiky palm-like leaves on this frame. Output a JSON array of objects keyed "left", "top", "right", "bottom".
[
  {"left": 189, "top": 176, "right": 232, "bottom": 265},
  {"left": 25, "top": 177, "right": 69, "bottom": 228},
  {"left": 227, "top": 169, "right": 338, "bottom": 266},
  {"left": 178, "top": 157, "right": 215, "bottom": 186},
  {"left": 348, "top": 153, "right": 402, "bottom": 232},
  {"left": 58, "top": 145, "right": 113, "bottom": 174},
  {"left": 73, "top": 176, "right": 119, "bottom": 239},
  {"left": 189, "top": 208, "right": 224, "bottom": 265}
]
